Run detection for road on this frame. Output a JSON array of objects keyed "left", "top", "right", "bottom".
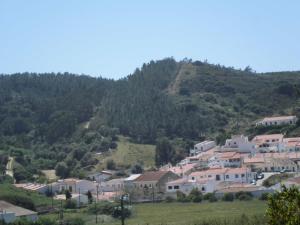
[{"left": 5, "top": 156, "right": 14, "bottom": 178}]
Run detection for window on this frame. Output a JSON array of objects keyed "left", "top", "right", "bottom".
[
  {"left": 174, "top": 186, "right": 179, "bottom": 190},
  {"left": 191, "top": 177, "right": 195, "bottom": 180},
  {"left": 241, "top": 174, "right": 245, "bottom": 178},
  {"left": 235, "top": 174, "right": 239, "bottom": 178},
  {"left": 168, "top": 186, "right": 172, "bottom": 190},
  {"left": 226, "top": 175, "right": 229, "bottom": 179},
  {"left": 201, "top": 187, "right": 205, "bottom": 191},
  {"left": 149, "top": 184, "right": 152, "bottom": 187},
  {"left": 216, "top": 175, "right": 220, "bottom": 181},
  {"left": 208, "top": 175, "right": 212, "bottom": 178}
]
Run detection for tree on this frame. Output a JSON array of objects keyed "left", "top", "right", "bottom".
[
  {"left": 131, "top": 164, "right": 143, "bottom": 174},
  {"left": 266, "top": 185, "right": 300, "bottom": 225},
  {"left": 55, "top": 162, "right": 70, "bottom": 178},
  {"left": 106, "top": 159, "right": 116, "bottom": 170},
  {"left": 155, "top": 137, "right": 174, "bottom": 166},
  {"left": 87, "top": 191, "right": 93, "bottom": 204},
  {"left": 65, "top": 190, "right": 72, "bottom": 200}
]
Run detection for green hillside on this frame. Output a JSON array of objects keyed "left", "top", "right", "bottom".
[{"left": 1, "top": 58, "right": 300, "bottom": 181}]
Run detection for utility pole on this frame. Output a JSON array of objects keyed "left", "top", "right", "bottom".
[
  {"left": 120, "top": 195, "right": 125, "bottom": 225},
  {"left": 51, "top": 184, "right": 54, "bottom": 209},
  {"left": 59, "top": 200, "right": 63, "bottom": 225},
  {"left": 78, "top": 188, "right": 81, "bottom": 208},
  {"left": 95, "top": 185, "right": 99, "bottom": 224}
]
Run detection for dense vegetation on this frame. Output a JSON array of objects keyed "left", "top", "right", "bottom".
[{"left": 1, "top": 58, "right": 300, "bottom": 180}]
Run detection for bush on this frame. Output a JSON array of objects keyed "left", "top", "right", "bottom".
[
  {"left": 106, "top": 159, "right": 116, "bottom": 170},
  {"left": 64, "top": 200, "right": 77, "bottom": 209},
  {"left": 176, "top": 191, "right": 189, "bottom": 202},
  {"left": 222, "top": 193, "right": 234, "bottom": 202},
  {"left": 165, "top": 196, "right": 175, "bottom": 203},
  {"left": 87, "top": 201, "right": 118, "bottom": 215},
  {"left": 112, "top": 207, "right": 131, "bottom": 219},
  {"left": 235, "top": 191, "right": 252, "bottom": 199},
  {"left": 260, "top": 192, "right": 270, "bottom": 201},
  {"left": 188, "top": 188, "right": 202, "bottom": 203},
  {"left": 238, "top": 194, "right": 252, "bottom": 201},
  {"left": 64, "top": 217, "right": 85, "bottom": 225},
  {"left": 0, "top": 194, "right": 35, "bottom": 210},
  {"left": 203, "top": 193, "right": 218, "bottom": 202}
]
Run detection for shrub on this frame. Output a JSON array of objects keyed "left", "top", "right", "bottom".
[
  {"left": 266, "top": 185, "right": 300, "bottom": 225},
  {"left": 87, "top": 201, "right": 118, "bottom": 215},
  {"left": 0, "top": 194, "right": 35, "bottom": 210},
  {"left": 222, "top": 193, "right": 234, "bottom": 202},
  {"left": 165, "top": 196, "right": 175, "bottom": 203},
  {"left": 112, "top": 207, "right": 131, "bottom": 219},
  {"left": 176, "top": 191, "right": 189, "bottom": 202},
  {"left": 260, "top": 192, "right": 270, "bottom": 201},
  {"left": 64, "top": 217, "right": 85, "bottom": 225},
  {"left": 188, "top": 188, "right": 202, "bottom": 203},
  {"left": 203, "top": 193, "right": 218, "bottom": 202},
  {"left": 235, "top": 191, "right": 252, "bottom": 199},
  {"left": 64, "top": 200, "right": 77, "bottom": 209},
  {"left": 238, "top": 194, "right": 252, "bottom": 201}
]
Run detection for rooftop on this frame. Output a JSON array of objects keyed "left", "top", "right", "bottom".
[
  {"left": 134, "top": 171, "right": 171, "bottom": 182},
  {"left": 260, "top": 116, "right": 296, "bottom": 122},
  {"left": 0, "top": 201, "right": 37, "bottom": 217}
]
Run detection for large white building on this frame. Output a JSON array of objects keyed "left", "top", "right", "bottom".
[
  {"left": 189, "top": 167, "right": 254, "bottom": 184},
  {"left": 190, "top": 140, "right": 216, "bottom": 155},
  {"left": 223, "top": 135, "right": 255, "bottom": 153},
  {"left": 52, "top": 179, "right": 97, "bottom": 194},
  {"left": 256, "top": 116, "right": 298, "bottom": 127},
  {"left": 252, "top": 134, "right": 285, "bottom": 152}
]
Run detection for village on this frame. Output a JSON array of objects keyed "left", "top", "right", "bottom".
[{"left": 2, "top": 115, "right": 300, "bottom": 223}]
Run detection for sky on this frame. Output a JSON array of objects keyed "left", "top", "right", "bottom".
[{"left": 0, "top": 1, "right": 300, "bottom": 79}]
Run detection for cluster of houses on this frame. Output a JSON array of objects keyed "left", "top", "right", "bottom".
[{"left": 11, "top": 115, "right": 300, "bottom": 208}]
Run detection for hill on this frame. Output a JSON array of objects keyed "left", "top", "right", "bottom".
[{"left": 1, "top": 58, "right": 300, "bottom": 181}]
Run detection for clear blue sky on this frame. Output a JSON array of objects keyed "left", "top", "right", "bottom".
[{"left": 1, "top": 1, "right": 300, "bottom": 79}]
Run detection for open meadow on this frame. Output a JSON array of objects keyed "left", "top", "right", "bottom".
[{"left": 41, "top": 200, "right": 267, "bottom": 225}]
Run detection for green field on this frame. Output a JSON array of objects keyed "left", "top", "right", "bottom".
[
  {"left": 0, "top": 184, "right": 59, "bottom": 209},
  {"left": 96, "top": 136, "right": 155, "bottom": 170},
  {"left": 42, "top": 200, "right": 267, "bottom": 225}
]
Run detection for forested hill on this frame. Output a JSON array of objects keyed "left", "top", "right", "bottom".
[
  {"left": 1, "top": 59, "right": 300, "bottom": 146},
  {"left": 101, "top": 58, "right": 300, "bottom": 143},
  {"left": 1, "top": 58, "right": 300, "bottom": 180}
]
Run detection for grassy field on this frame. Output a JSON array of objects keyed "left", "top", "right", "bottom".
[
  {"left": 96, "top": 136, "right": 155, "bottom": 170},
  {"left": 0, "top": 183, "right": 59, "bottom": 209},
  {"left": 42, "top": 200, "right": 267, "bottom": 225}
]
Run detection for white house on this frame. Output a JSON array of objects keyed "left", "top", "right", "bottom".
[
  {"left": 53, "top": 179, "right": 97, "bottom": 194},
  {"left": 283, "top": 137, "right": 300, "bottom": 152},
  {"left": 223, "top": 135, "right": 255, "bottom": 153},
  {"left": 190, "top": 141, "right": 216, "bottom": 155},
  {"left": 209, "top": 152, "right": 242, "bottom": 168},
  {"left": 252, "top": 134, "right": 285, "bottom": 152},
  {"left": 55, "top": 193, "right": 89, "bottom": 207},
  {"left": 124, "top": 174, "right": 141, "bottom": 190},
  {"left": 160, "top": 163, "right": 197, "bottom": 177},
  {"left": 256, "top": 116, "right": 298, "bottom": 127},
  {"left": 166, "top": 178, "right": 216, "bottom": 194},
  {"left": 100, "top": 178, "right": 125, "bottom": 192},
  {"left": 87, "top": 170, "right": 113, "bottom": 183},
  {"left": 189, "top": 167, "right": 254, "bottom": 184}
]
